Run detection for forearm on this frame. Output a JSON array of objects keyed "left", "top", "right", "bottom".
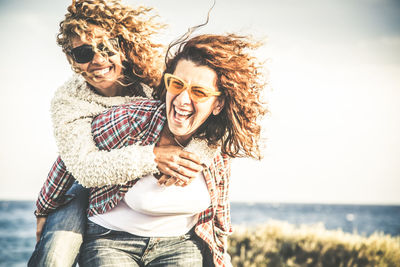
[
  {"left": 56, "top": 118, "right": 158, "bottom": 187},
  {"left": 35, "top": 157, "right": 76, "bottom": 217},
  {"left": 51, "top": 76, "right": 158, "bottom": 187}
]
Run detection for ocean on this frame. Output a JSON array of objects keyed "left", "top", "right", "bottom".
[{"left": 0, "top": 201, "right": 399, "bottom": 266}]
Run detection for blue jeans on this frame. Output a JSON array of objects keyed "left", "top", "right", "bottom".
[
  {"left": 28, "top": 182, "right": 89, "bottom": 267},
  {"left": 79, "top": 221, "right": 204, "bottom": 266}
]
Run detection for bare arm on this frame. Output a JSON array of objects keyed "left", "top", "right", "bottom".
[{"left": 35, "top": 217, "right": 46, "bottom": 242}]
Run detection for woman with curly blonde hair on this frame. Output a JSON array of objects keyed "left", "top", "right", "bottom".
[
  {"left": 74, "top": 33, "right": 267, "bottom": 267},
  {"left": 29, "top": 1, "right": 206, "bottom": 266},
  {"left": 57, "top": 0, "right": 163, "bottom": 88}
]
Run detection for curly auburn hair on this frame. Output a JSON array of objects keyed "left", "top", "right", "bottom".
[
  {"left": 57, "top": 0, "right": 165, "bottom": 87},
  {"left": 153, "top": 34, "right": 268, "bottom": 160}
]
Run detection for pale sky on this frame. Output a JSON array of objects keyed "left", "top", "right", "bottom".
[{"left": 0, "top": 0, "right": 399, "bottom": 204}]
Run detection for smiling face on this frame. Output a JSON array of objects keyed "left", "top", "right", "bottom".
[
  {"left": 69, "top": 25, "right": 124, "bottom": 97},
  {"left": 166, "top": 60, "right": 224, "bottom": 144}
]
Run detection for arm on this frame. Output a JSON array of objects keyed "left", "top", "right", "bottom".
[
  {"left": 34, "top": 156, "right": 76, "bottom": 217},
  {"left": 55, "top": 115, "right": 158, "bottom": 188},
  {"left": 35, "top": 217, "right": 46, "bottom": 242},
  {"left": 90, "top": 100, "right": 209, "bottom": 188},
  {"left": 52, "top": 77, "right": 202, "bottom": 187},
  {"left": 51, "top": 77, "right": 159, "bottom": 187}
]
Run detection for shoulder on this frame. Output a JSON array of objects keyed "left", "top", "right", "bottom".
[
  {"left": 53, "top": 75, "right": 151, "bottom": 108},
  {"left": 116, "top": 99, "right": 164, "bottom": 119},
  {"left": 123, "top": 99, "right": 162, "bottom": 110},
  {"left": 93, "top": 99, "right": 165, "bottom": 133},
  {"left": 96, "top": 99, "right": 166, "bottom": 146},
  {"left": 140, "top": 83, "right": 154, "bottom": 99},
  {"left": 53, "top": 74, "right": 90, "bottom": 101}
]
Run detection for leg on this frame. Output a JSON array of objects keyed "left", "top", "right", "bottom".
[
  {"left": 201, "top": 240, "right": 215, "bottom": 267},
  {"left": 28, "top": 182, "right": 89, "bottom": 267},
  {"left": 145, "top": 232, "right": 204, "bottom": 267},
  {"left": 79, "top": 221, "right": 141, "bottom": 267}
]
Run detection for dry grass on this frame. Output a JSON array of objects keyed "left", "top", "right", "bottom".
[{"left": 228, "top": 221, "right": 400, "bottom": 267}]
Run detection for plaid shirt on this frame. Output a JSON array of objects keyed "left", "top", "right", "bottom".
[{"left": 35, "top": 99, "right": 233, "bottom": 266}]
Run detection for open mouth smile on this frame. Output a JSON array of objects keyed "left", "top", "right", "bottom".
[
  {"left": 173, "top": 105, "right": 193, "bottom": 123},
  {"left": 92, "top": 66, "right": 113, "bottom": 77}
]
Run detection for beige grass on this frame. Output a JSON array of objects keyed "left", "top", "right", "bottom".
[{"left": 228, "top": 221, "right": 400, "bottom": 267}]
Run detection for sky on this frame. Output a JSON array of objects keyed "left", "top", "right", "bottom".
[{"left": 0, "top": 0, "right": 399, "bottom": 204}]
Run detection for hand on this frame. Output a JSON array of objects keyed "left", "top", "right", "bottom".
[
  {"left": 154, "top": 146, "right": 203, "bottom": 186},
  {"left": 36, "top": 217, "right": 47, "bottom": 243},
  {"left": 156, "top": 174, "right": 189, "bottom": 187},
  {"left": 157, "top": 174, "right": 178, "bottom": 187}
]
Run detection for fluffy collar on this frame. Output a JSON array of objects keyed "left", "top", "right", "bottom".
[{"left": 51, "top": 74, "right": 151, "bottom": 125}]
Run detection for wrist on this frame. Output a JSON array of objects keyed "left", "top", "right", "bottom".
[{"left": 34, "top": 210, "right": 48, "bottom": 218}]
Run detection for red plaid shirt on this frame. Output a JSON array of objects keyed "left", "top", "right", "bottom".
[{"left": 35, "top": 99, "right": 233, "bottom": 266}]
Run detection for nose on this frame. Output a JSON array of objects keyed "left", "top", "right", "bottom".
[
  {"left": 91, "top": 52, "right": 106, "bottom": 64},
  {"left": 175, "top": 89, "right": 191, "bottom": 105}
]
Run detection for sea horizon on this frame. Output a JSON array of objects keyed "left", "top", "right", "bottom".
[{"left": 1, "top": 200, "right": 399, "bottom": 236}]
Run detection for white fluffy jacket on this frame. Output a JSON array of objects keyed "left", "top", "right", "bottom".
[{"left": 51, "top": 74, "right": 218, "bottom": 188}]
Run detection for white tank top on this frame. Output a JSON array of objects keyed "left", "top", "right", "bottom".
[{"left": 89, "top": 172, "right": 211, "bottom": 237}]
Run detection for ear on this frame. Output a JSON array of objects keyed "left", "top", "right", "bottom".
[{"left": 212, "top": 98, "right": 225, "bottom": 115}]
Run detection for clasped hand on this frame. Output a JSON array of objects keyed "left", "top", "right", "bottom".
[{"left": 153, "top": 146, "right": 203, "bottom": 187}]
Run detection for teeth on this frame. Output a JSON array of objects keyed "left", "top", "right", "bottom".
[
  {"left": 175, "top": 108, "right": 192, "bottom": 116},
  {"left": 93, "top": 67, "right": 110, "bottom": 76}
]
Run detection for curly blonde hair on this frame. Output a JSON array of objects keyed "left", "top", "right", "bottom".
[
  {"left": 154, "top": 34, "right": 268, "bottom": 160},
  {"left": 57, "top": 0, "right": 165, "bottom": 87}
]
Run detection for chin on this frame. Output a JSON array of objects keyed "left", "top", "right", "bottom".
[{"left": 168, "top": 125, "right": 192, "bottom": 140}]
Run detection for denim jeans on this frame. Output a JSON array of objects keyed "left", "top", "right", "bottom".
[
  {"left": 80, "top": 221, "right": 204, "bottom": 266},
  {"left": 28, "top": 182, "right": 89, "bottom": 267}
]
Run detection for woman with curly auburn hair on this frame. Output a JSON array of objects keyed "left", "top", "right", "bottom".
[
  {"left": 29, "top": 0, "right": 207, "bottom": 266},
  {"left": 73, "top": 33, "right": 267, "bottom": 267},
  {"left": 155, "top": 34, "right": 267, "bottom": 160}
]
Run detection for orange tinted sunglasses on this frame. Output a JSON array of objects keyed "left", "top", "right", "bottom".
[{"left": 164, "top": 73, "right": 221, "bottom": 103}]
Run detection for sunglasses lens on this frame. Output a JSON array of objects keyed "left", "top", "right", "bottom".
[
  {"left": 190, "top": 86, "right": 209, "bottom": 102},
  {"left": 166, "top": 77, "right": 185, "bottom": 94},
  {"left": 165, "top": 74, "right": 220, "bottom": 102},
  {"left": 70, "top": 38, "right": 119, "bottom": 64},
  {"left": 71, "top": 45, "right": 94, "bottom": 64}
]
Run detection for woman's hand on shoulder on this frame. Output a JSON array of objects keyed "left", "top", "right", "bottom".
[{"left": 153, "top": 145, "right": 203, "bottom": 187}]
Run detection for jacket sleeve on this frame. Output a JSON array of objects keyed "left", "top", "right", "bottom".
[
  {"left": 34, "top": 156, "right": 76, "bottom": 217},
  {"left": 51, "top": 81, "right": 159, "bottom": 188},
  {"left": 214, "top": 154, "right": 234, "bottom": 264},
  {"left": 54, "top": 116, "right": 158, "bottom": 188}
]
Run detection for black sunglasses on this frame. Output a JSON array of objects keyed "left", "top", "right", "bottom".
[{"left": 68, "top": 37, "right": 120, "bottom": 64}]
